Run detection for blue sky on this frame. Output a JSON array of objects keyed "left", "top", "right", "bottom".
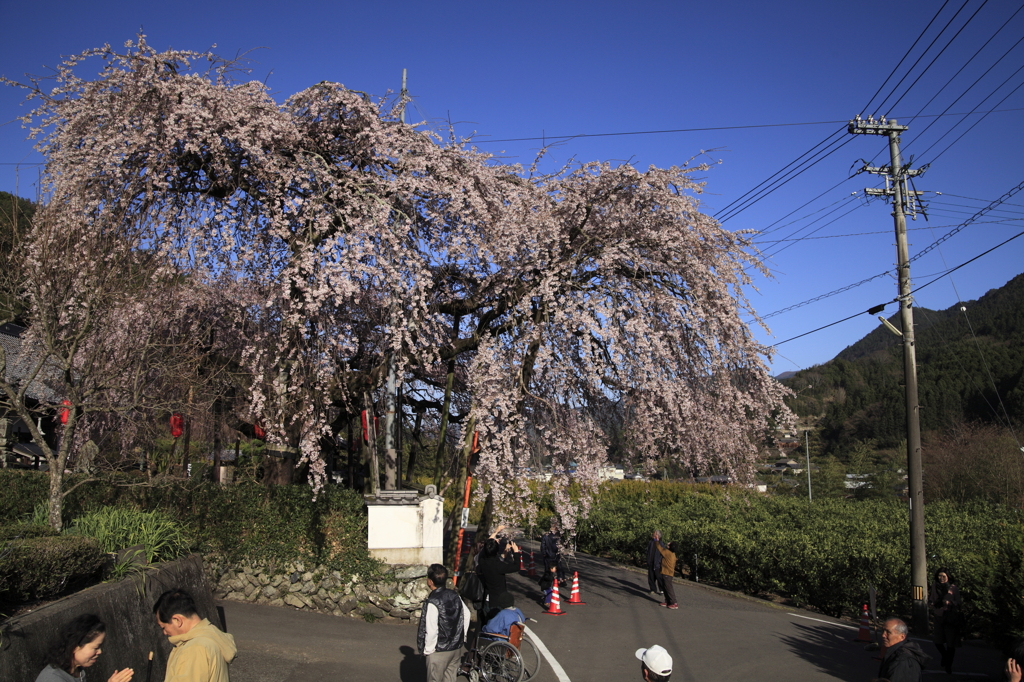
[{"left": 1, "top": 0, "right": 1021, "bottom": 373}]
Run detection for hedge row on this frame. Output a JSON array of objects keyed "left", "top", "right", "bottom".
[
  {"left": 0, "top": 535, "right": 106, "bottom": 608},
  {"left": 576, "top": 481, "right": 1024, "bottom": 647},
  {"left": 0, "top": 470, "right": 381, "bottom": 579}
]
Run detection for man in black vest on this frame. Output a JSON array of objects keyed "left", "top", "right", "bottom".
[{"left": 418, "top": 563, "right": 470, "bottom": 682}]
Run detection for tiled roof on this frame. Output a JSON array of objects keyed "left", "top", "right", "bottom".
[{"left": 0, "top": 323, "right": 62, "bottom": 404}]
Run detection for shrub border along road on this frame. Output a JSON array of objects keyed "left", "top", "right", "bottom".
[{"left": 576, "top": 481, "right": 1024, "bottom": 648}]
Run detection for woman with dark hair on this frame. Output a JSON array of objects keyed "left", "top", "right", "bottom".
[
  {"left": 930, "top": 567, "right": 963, "bottom": 675},
  {"left": 36, "top": 614, "right": 134, "bottom": 682},
  {"left": 477, "top": 525, "right": 521, "bottom": 618}
]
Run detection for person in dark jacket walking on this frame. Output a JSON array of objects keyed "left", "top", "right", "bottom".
[
  {"left": 929, "top": 567, "right": 963, "bottom": 674},
  {"left": 878, "top": 618, "right": 929, "bottom": 682},
  {"left": 541, "top": 521, "right": 566, "bottom": 583},
  {"left": 646, "top": 530, "right": 664, "bottom": 596},
  {"left": 418, "top": 563, "right": 470, "bottom": 682}
]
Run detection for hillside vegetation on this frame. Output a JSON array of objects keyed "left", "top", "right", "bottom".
[{"left": 782, "top": 273, "right": 1024, "bottom": 483}]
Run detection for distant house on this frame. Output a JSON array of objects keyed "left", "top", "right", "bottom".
[
  {"left": 693, "top": 475, "right": 733, "bottom": 486},
  {"left": 598, "top": 466, "right": 625, "bottom": 481},
  {"left": 0, "top": 323, "right": 61, "bottom": 469}
]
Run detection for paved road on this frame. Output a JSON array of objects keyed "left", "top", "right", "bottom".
[{"left": 221, "top": 548, "right": 1006, "bottom": 681}]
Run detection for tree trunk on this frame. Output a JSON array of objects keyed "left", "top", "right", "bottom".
[
  {"left": 404, "top": 411, "right": 422, "bottom": 486},
  {"left": 433, "top": 315, "right": 461, "bottom": 489},
  {"left": 433, "top": 362, "right": 456, "bottom": 489},
  {"left": 212, "top": 401, "right": 222, "bottom": 481},
  {"left": 47, "top": 465, "right": 64, "bottom": 531},
  {"left": 263, "top": 445, "right": 296, "bottom": 485},
  {"left": 477, "top": 492, "right": 494, "bottom": 553}
]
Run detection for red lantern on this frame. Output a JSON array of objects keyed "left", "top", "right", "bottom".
[
  {"left": 253, "top": 422, "right": 266, "bottom": 440},
  {"left": 170, "top": 413, "right": 184, "bottom": 439},
  {"left": 59, "top": 399, "right": 72, "bottom": 425}
]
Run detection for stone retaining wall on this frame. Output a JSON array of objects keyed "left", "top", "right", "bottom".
[{"left": 205, "top": 560, "right": 432, "bottom": 623}]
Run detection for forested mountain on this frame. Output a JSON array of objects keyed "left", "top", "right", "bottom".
[
  {"left": 782, "top": 272, "right": 1024, "bottom": 457},
  {"left": 0, "top": 192, "right": 35, "bottom": 325}
]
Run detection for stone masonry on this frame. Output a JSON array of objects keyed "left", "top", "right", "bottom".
[{"left": 205, "top": 560, "right": 432, "bottom": 623}]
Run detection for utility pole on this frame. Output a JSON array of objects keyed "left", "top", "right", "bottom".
[
  {"left": 382, "top": 69, "right": 410, "bottom": 490},
  {"left": 805, "top": 431, "right": 812, "bottom": 502},
  {"left": 848, "top": 115, "right": 929, "bottom": 634}
]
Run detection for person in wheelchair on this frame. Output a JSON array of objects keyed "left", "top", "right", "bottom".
[{"left": 481, "top": 593, "right": 525, "bottom": 641}]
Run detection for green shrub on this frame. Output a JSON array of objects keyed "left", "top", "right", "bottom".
[
  {"left": 0, "top": 523, "right": 58, "bottom": 541},
  {"left": 578, "top": 481, "right": 1024, "bottom": 639},
  {"left": 65, "top": 507, "right": 192, "bottom": 563},
  {"left": 0, "top": 469, "right": 48, "bottom": 520},
  {"left": 0, "top": 471, "right": 381, "bottom": 579},
  {"left": 0, "top": 535, "right": 105, "bottom": 607}
]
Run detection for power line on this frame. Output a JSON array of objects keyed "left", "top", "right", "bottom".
[
  {"left": 920, "top": 71, "right": 1024, "bottom": 164},
  {"left": 902, "top": 3, "right": 1024, "bottom": 134},
  {"left": 861, "top": 0, "right": 953, "bottom": 116},
  {"left": 769, "top": 228, "right": 1023, "bottom": 347},
  {"left": 913, "top": 228, "right": 1024, "bottom": 294},
  {"left": 760, "top": 180, "right": 1024, "bottom": 320},
  {"left": 752, "top": 218, "right": 1021, "bottom": 244},
  {"left": 759, "top": 202, "right": 866, "bottom": 262},
  {"left": 717, "top": 132, "right": 853, "bottom": 224},
  {"left": 459, "top": 108, "right": 1024, "bottom": 146},
  {"left": 910, "top": 179, "right": 1024, "bottom": 263},
  {"left": 907, "top": 32, "right": 1024, "bottom": 161},
  {"left": 878, "top": 0, "right": 983, "bottom": 116}
]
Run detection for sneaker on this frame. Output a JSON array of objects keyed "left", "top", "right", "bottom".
[
  {"left": 667, "top": 604, "right": 679, "bottom": 610},
  {"left": 659, "top": 602, "right": 668, "bottom": 607}
]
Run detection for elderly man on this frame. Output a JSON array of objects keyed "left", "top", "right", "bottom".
[
  {"left": 878, "top": 617, "right": 928, "bottom": 682},
  {"left": 635, "top": 644, "right": 672, "bottom": 682},
  {"left": 418, "top": 563, "right": 470, "bottom": 682}
]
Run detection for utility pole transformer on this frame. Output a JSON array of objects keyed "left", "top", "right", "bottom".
[{"left": 848, "top": 115, "right": 928, "bottom": 634}]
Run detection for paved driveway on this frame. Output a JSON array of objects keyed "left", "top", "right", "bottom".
[{"left": 222, "top": 549, "right": 1005, "bottom": 681}]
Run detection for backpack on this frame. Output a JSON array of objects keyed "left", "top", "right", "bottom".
[{"left": 458, "top": 571, "right": 485, "bottom": 607}]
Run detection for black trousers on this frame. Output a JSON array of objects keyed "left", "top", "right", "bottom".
[
  {"left": 933, "top": 617, "right": 959, "bottom": 668},
  {"left": 662, "top": 575, "right": 677, "bottom": 606},
  {"left": 647, "top": 566, "right": 664, "bottom": 593}
]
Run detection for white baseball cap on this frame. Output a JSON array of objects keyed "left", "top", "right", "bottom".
[{"left": 635, "top": 645, "right": 673, "bottom": 676}]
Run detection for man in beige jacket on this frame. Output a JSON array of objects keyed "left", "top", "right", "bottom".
[{"left": 154, "top": 589, "right": 236, "bottom": 682}]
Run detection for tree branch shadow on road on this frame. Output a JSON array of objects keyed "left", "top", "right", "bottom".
[
  {"left": 510, "top": 568, "right": 652, "bottom": 607},
  {"left": 777, "top": 623, "right": 879, "bottom": 681},
  {"left": 400, "top": 645, "right": 428, "bottom": 682}
]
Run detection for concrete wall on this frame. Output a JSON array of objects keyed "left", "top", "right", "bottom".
[
  {"left": 0, "top": 555, "right": 217, "bottom": 682},
  {"left": 366, "top": 496, "right": 443, "bottom": 566}
]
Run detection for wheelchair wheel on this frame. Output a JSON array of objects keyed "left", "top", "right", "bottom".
[
  {"left": 480, "top": 639, "right": 524, "bottom": 682},
  {"left": 518, "top": 634, "right": 542, "bottom": 682}
]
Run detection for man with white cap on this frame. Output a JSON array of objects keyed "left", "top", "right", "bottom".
[{"left": 635, "top": 644, "right": 673, "bottom": 682}]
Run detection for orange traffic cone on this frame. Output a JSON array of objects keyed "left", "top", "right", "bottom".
[
  {"left": 567, "top": 571, "right": 586, "bottom": 605},
  {"left": 543, "top": 578, "right": 566, "bottom": 616},
  {"left": 527, "top": 551, "right": 536, "bottom": 577},
  {"left": 855, "top": 604, "right": 872, "bottom": 642},
  {"left": 519, "top": 552, "right": 525, "bottom": 571}
]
